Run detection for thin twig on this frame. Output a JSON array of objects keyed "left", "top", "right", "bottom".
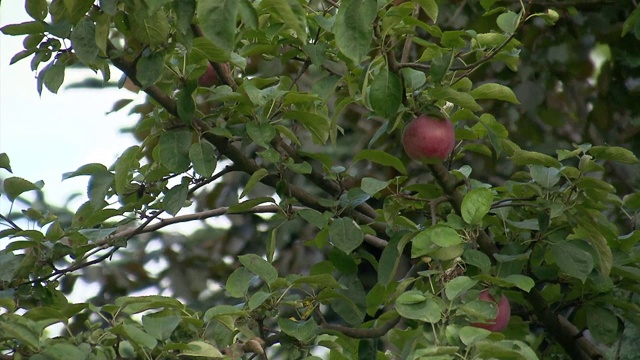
[{"left": 0, "top": 213, "right": 22, "bottom": 231}]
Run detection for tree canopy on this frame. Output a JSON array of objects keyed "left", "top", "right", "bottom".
[{"left": 1, "top": 1, "right": 640, "bottom": 359}]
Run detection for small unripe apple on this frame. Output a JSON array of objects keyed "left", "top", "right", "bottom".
[
  {"left": 198, "top": 63, "right": 229, "bottom": 87},
  {"left": 402, "top": 115, "right": 455, "bottom": 162},
  {"left": 472, "top": 290, "right": 511, "bottom": 332}
]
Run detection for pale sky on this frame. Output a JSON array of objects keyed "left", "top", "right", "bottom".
[{"left": 0, "top": 2, "right": 142, "bottom": 211}]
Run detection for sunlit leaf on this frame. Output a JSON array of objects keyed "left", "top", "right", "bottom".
[{"left": 3, "top": 177, "right": 41, "bottom": 202}]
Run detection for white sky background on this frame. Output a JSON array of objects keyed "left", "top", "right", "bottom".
[{"left": 0, "top": 2, "right": 141, "bottom": 211}]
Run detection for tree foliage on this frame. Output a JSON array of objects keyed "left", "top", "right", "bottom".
[{"left": 1, "top": 0, "right": 640, "bottom": 359}]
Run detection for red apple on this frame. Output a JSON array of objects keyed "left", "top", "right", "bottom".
[
  {"left": 198, "top": 63, "right": 229, "bottom": 87},
  {"left": 472, "top": 290, "right": 511, "bottom": 332},
  {"left": 402, "top": 115, "right": 455, "bottom": 162}
]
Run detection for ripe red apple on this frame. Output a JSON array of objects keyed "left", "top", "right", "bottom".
[
  {"left": 471, "top": 290, "right": 511, "bottom": 332},
  {"left": 198, "top": 63, "right": 229, "bottom": 87},
  {"left": 402, "top": 115, "right": 455, "bottom": 162}
]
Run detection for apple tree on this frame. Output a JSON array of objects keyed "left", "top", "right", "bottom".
[{"left": 1, "top": 1, "right": 640, "bottom": 359}]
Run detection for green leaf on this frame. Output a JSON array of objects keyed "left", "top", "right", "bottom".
[
  {"left": 0, "top": 153, "right": 12, "bottom": 173},
  {"left": 182, "top": 341, "right": 224, "bottom": 357},
  {"left": 622, "top": 5, "right": 640, "bottom": 37},
  {"left": 247, "top": 122, "right": 277, "bottom": 148},
  {"left": 284, "top": 110, "right": 330, "bottom": 144},
  {"left": 189, "top": 141, "right": 217, "bottom": 178},
  {"left": 459, "top": 326, "right": 492, "bottom": 346},
  {"left": 623, "top": 192, "right": 640, "bottom": 210},
  {"left": 416, "top": 0, "right": 438, "bottom": 22},
  {"left": 428, "top": 225, "right": 462, "bottom": 247},
  {"left": 239, "top": 254, "right": 278, "bottom": 285},
  {"left": 197, "top": 0, "right": 238, "bottom": 56},
  {"left": 3, "top": 177, "right": 41, "bottom": 202},
  {"left": 278, "top": 318, "right": 318, "bottom": 342},
  {"left": 572, "top": 220, "right": 613, "bottom": 277},
  {"left": 157, "top": 129, "right": 192, "bottom": 173},
  {"left": 589, "top": 145, "right": 638, "bottom": 164},
  {"left": 136, "top": 51, "right": 165, "bottom": 89},
  {"left": 445, "top": 276, "right": 478, "bottom": 300},
  {"left": 190, "top": 37, "right": 230, "bottom": 63},
  {"left": 329, "top": 218, "right": 364, "bottom": 254},
  {"left": 378, "top": 233, "right": 408, "bottom": 286},
  {"left": 43, "top": 343, "right": 89, "bottom": 360},
  {"left": 129, "top": 7, "right": 170, "bottom": 46},
  {"left": 292, "top": 274, "right": 343, "bottom": 289},
  {"left": 227, "top": 197, "right": 275, "bottom": 213},
  {"left": 430, "top": 86, "right": 482, "bottom": 112},
  {"left": 333, "top": 0, "right": 376, "bottom": 63},
  {"left": 0, "top": 252, "right": 23, "bottom": 282},
  {"left": 175, "top": 0, "right": 196, "bottom": 34},
  {"left": 177, "top": 84, "right": 196, "bottom": 125},
  {"left": 529, "top": 165, "right": 561, "bottom": 188},
  {"left": 463, "top": 249, "right": 491, "bottom": 273},
  {"left": 63, "top": 163, "right": 109, "bottom": 179},
  {"left": 298, "top": 209, "right": 329, "bottom": 229},
  {"left": 0, "top": 314, "right": 40, "bottom": 349},
  {"left": 26, "top": 0, "right": 48, "bottom": 21},
  {"left": 70, "top": 17, "right": 98, "bottom": 64},
  {"left": 240, "top": 169, "right": 269, "bottom": 199},
  {"left": 586, "top": 306, "right": 620, "bottom": 345},
  {"left": 42, "top": 61, "right": 66, "bottom": 94},
  {"left": 262, "top": 0, "right": 308, "bottom": 43},
  {"left": 115, "top": 295, "right": 185, "bottom": 314},
  {"left": 94, "top": 11, "right": 109, "bottom": 54},
  {"left": 502, "top": 274, "right": 535, "bottom": 292},
  {"left": 114, "top": 146, "right": 140, "bottom": 195},
  {"left": 496, "top": 10, "right": 520, "bottom": 34},
  {"left": 87, "top": 171, "right": 114, "bottom": 209},
  {"left": 0, "top": 21, "right": 45, "bottom": 35},
  {"left": 163, "top": 179, "right": 189, "bottom": 216},
  {"left": 203, "top": 305, "right": 245, "bottom": 321},
  {"left": 78, "top": 227, "right": 117, "bottom": 243},
  {"left": 369, "top": 65, "right": 402, "bottom": 119},
  {"left": 476, "top": 340, "right": 538, "bottom": 360},
  {"left": 226, "top": 267, "right": 254, "bottom": 298},
  {"left": 142, "top": 313, "right": 181, "bottom": 341},
  {"left": 238, "top": 0, "right": 258, "bottom": 30},
  {"left": 123, "top": 324, "right": 158, "bottom": 349},
  {"left": 551, "top": 241, "right": 594, "bottom": 283},
  {"left": 461, "top": 188, "right": 493, "bottom": 225},
  {"left": 396, "top": 291, "right": 442, "bottom": 323},
  {"left": 63, "top": 0, "right": 94, "bottom": 25},
  {"left": 353, "top": 149, "right": 407, "bottom": 175},
  {"left": 471, "top": 83, "right": 520, "bottom": 104},
  {"left": 249, "top": 291, "right": 272, "bottom": 310},
  {"left": 360, "top": 177, "right": 390, "bottom": 196},
  {"left": 510, "top": 149, "right": 561, "bottom": 168},
  {"left": 118, "top": 341, "right": 135, "bottom": 358},
  {"left": 274, "top": 124, "right": 301, "bottom": 146}
]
